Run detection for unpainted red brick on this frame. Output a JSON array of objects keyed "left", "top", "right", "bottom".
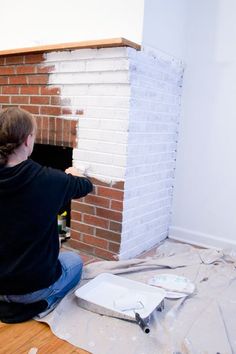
[
  {"left": 9, "top": 76, "right": 27, "bottom": 85},
  {"left": 0, "top": 77, "right": 8, "bottom": 85},
  {"left": 71, "top": 201, "right": 95, "bottom": 215},
  {"left": 41, "top": 86, "right": 60, "bottom": 96},
  {"left": 30, "top": 96, "right": 50, "bottom": 105},
  {"left": 111, "top": 200, "right": 123, "bottom": 211},
  {"left": 96, "top": 207, "right": 122, "bottom": 222},
  {"left": 21, "top": 86, "right": 39, "bottom": 95},
  {"left": 25, "top": 54, "right": 45, "bottom": 64},
  {"left": 40, "top": 106, "right": 61, "bottom": 116},
  {"left": 110, "top": 221, "right": 122, "bottom": 233},
  {"left": 2, "top": 86, "right": 19, "bottom": 94},
  {"left": 83, "top": 214, "right": 109, "bottom": 229},
  {"left": 20, "top": 105, "right": 39, "bottom": 114},
  {"left": 82, "top": 234, "right": 108, "bottom": 249},
  {"left": 108, "top": 242, "right": 120, "bottom": 253},
  {"left": 0, "top": 96, "right": 10, "bottom": 103},
  {"left": 0, "top": 66, "right": 15, "bottom": 75},
  {"left": 94, "top": 247, "right": 116, "bottom": 260},
  {"left": 28, "top": 75, "right": 48, "bottom": 85},
  {"left": 84, "top": 195, "right": 110, "bottom": 208},
  {"left": 16, "top": 65, "right": 36, "bottom": 74},
  {"left": 95, "top": 228, "right": 121, "bottom": 243},
  {"left": 37, "top": 65, "right": 55, "bottom": 74},
  {"left": 97, "top": 186, "right": 124, "bottom": 201},
  {"left": 11, "top": 96, "right": 29, "bottom": 104},
  {"left": 5, "top": 56, "right": 24, "bottom": 65}
]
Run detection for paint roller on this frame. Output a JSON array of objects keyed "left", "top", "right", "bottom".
[{"left": 113, "top": 297, "right": 151, "bottom": 334}]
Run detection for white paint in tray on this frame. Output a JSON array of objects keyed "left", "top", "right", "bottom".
[{"left": 75, "top": 273, "right": 166, "bottom": 321}]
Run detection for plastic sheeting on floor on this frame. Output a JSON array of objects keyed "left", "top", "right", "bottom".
[{"left": 37, "top": 240, "right": 236, "bottom": 354}]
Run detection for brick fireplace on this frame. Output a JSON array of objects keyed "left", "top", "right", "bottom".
[{"left": 0, "top": 38, "right": 184, "bottom": 260}]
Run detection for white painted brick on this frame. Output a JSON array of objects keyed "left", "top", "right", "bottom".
[
  {"left": 51, "top": 58, "right": 130, "bottom": 73},
  {"left": 77, "top": 139, "right": 127, "bottom": 155},
  {"left": 129, "top": 110, "right": 179, "bottom": 123},
  {"left": 126, "top": 152, "right": 174, "bottom": 167},
  {"left": 68, "top": 96, "right": 130, "bottom": 109},
  {"left": 122, "top": 219, "right": 169, "bottom": 241},
  {"left": 78, "top": 118, "right": 129, "bottom": 132},
  {"left": 123, "top": 201, "right": 172, "bottom": 222},
  {"left": 119, "top": 229, "right": 167, "bottom": 260},
  {"left": 125, "top": 175, "right": 173, "bottom": 191},
  {"left": 122, "top": 223, "right": 170, "bottom": 246},
  {"left": 73, "top": 149, "right": 126, "bottom": 167},
  {"left": 86, "top": 58, "right": 129, "bottom": 72},
  {"left": 87, "top": 84, "right": 130, "bottom": 96},
  {"left": 61, "top": 84, "right": 130, "bottom": 97},
  {"left": 49, "top": 71, "right": 129, "bottom": 85},
  {"left": 125, "top": 163, "right": 175, "bottom": 178},
  {"left": 46, "top": 47, "right": 128, "bottom": 62},
  {"left": 135, "top": 219, "right": 168, "bottom": 236},
  {"left": 86, "top": 107, "right": 129, "bottom": 120},
  {"left": 56, "top": 60, "right": 86, "bottom": 72},
  {"left": 124, "top": 181, "right": 172, "bottom": 201},
  {"left": 118, "top": 47, "right": 183, "bottom": 259},
  {"left": 77, "top": 127, "right": 128, "bottom": 145},
  {"left": 124, "top": 196, "right": 172, "bottom": 213},
  {"left": 73, "top": 160, "right": 125, "bottom": 180},
  {"left": 127, "top": 132, "right": 177, "bottom": 144},
  {"left": 127, "top": 142, "right": 177, "bottom": 155},
  {"left": 45, "top": 46, "right": 183, "bottom": 260},
  {"left": 94, "top": 47, "right": 128, "bottom": 59}
]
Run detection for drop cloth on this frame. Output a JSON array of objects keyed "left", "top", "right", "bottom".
[{"left": 37, "top": 241, "right": 236, "bottom": 354}]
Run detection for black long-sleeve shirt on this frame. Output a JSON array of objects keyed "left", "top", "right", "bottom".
[{"left": 0, "top": 159, "right": 93, "bottom": 295}]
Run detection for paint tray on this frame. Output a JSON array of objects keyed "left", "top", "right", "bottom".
[{"left": 75, "top": 273, "right": 166, "bottom": 322}]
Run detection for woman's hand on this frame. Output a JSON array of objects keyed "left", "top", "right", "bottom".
[{"left": 65, "top": 166, "right": 86, "bottom": 177}]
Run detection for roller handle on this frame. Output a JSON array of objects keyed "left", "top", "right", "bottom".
[{"left": 135, "top": 312, "right": 150, "bottom": 334}]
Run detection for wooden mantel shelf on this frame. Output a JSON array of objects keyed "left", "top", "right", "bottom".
[{"left": 0, "top": 38, "right": 141, "bottom": 57}]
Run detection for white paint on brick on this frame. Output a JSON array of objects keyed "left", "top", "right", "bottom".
[
  {"left": 67, "top": 96, "right": 130, "bottom": 109},
  {"left": 73, "top": 160, "right": 125, "bottom": 181},
  {"left": 45, "top": 47, "right": 130, "bottom": 181},
  {"left": 49, "top": 71, "right": 129, "bottom": 85},
  {"left": 58, "top": 60, "right": 86, "bottom": 72},
  {"left": 119, "top": 47, "right": 184, "bottom": 260},
  {"left": 46, "top": 47, "right": 129, "bottom": 61},
  {"left": 86, "top": 107, "right": 130, "bottom": 120},
  {"left": 44, "top": 45, "right": 183, "bottom": 258},
  {"left": 86, "top": 58, "right": 129, "bottom": 72},
  {"left": 78, "top": 118, "right": 129, "bottom": 131},
  {"left": 61, "top": 84, "right": 130, "bottom": 97},
  {"left": 73, "top": 150, "right": 127, "bottom": 167},
  {"left": 78, "top": 130, "right": 127, "bottom": 145}
]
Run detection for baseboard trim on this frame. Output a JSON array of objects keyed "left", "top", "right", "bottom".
[{"left": 169, "top": 226, "right": 236, "bottom": 250}]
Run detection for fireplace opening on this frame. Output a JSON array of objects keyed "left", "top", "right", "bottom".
[{"left": 31, "top": 144, "right": 73, "bottom": 231}]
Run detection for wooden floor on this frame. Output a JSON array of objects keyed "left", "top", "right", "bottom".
[{"left": 0, "top": 320, "right": 91, "bottom": 354}]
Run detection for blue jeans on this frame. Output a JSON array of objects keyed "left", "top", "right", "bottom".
[{"left": 2, "top": 251, "right": 83, "bottom": 315}]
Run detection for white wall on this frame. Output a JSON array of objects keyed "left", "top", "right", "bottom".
[
  {"left": 0, "top": 0, "right": 144, "bottom": 50},
  {"left": 170, "top": 0, "right": 236, "bottom": 249},
  {"left": 142, "top": 0, "right": 187, "bottom": 59}
]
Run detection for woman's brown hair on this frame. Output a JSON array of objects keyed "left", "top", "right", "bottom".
[{"left": 0, "top": 107, "right": 35, "bottom": 166}]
